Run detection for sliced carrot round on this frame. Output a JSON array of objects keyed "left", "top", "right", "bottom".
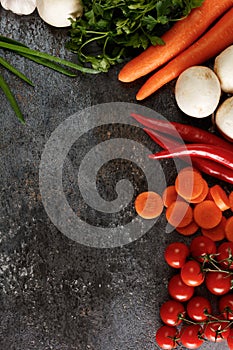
[
  {"left": 225, "top": 217, "right": 233, "bottom": 242},
  {"left": 135, "top": 191, "right": 164, "bottom": 219},
  {"left": 162, "top": 185, "right": 180, "bottom": 208},
  {"left": 193, "top": 200, "right": 222, "bottom": 229},
  {"left": 166, "top": 201, "right": 193, "bottom": 228},
  {"left": 229, "top": 191, "right": 233, "bottom": 212},
  {"left": 175, "top": 167, "right": 205, "bottom": 201},
  {"left": 201, "top": 216, "right": 227, "bottom": 241},
  {"left": 210, "top": 184, "right": 230, "bottom": 211},
  {"left": 189, "top": 179, "right": 209, "bottom": 204},
  {"left": 176, "top": 220, "right": 199, "bottom": 236}
]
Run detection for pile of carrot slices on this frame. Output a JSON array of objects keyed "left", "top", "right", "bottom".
[
  {"left": 118, "top": 0, "right": 233, "bottom": 100},
  {"left": 135, "top": 167, "right": 233, "bottom": 242}
]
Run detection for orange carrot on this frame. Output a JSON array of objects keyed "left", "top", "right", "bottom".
[
  {"left": 193, "top": 200, "right": 222, "bottom": 229},
  {"left": 166, "top": 201, "right": 193, "bottom": 228},
  {"left": 189, "top": 179, "right": 209, "bottom": 204},
  {"left": 118, "top": 0, "right": 233, "bottom": 83},
  {"left": 225, "top": 217, "right": 233, "bottom": 241},
  {"left": 201, "top": 216, "right": 227, "bottom": 241},
  {"left": 136, "top": 7, "right": 233, "bottom": 100},
  {"left": 175, "top": 167, "right": 205, "bottom": 202},
  {"left": 209, "top": 185, "right": 231, "bottom": 211},
  {"left": 162, "top": 185, "right": 181, "bottom": 208},
  {"left": 229, "top": 191, "right": 233, "bottom": 211},
  {"left": 134, "top": 191, "right": 164, "bottom": 219},
  {"left": 176, "top": 221, "right": 199, "bottom": 236}
]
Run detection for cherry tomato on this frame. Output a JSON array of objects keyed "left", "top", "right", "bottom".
[
  {"left": 227, "top": 328, "right": 233, "bottom": 350},
  {"left": 219, "top": 294, "right": 233, "bottom": 320},
  {"left": 181, "top": 260, "right": 205, "bottom": 287},
  {"left": 187, "top": 296, "right": 212, "bottom": 321},
  {"left": 164, "top": 242, "right": 189, "bottom": 268},
  {"left": 204, "top": 318, "right": 230, "bottom": 342},
  {"left": 205, "top": 271, "right": 231, "bottom": 296},
  {"left": 190, "top": 236, "right": 216, "bottom": 262},
  {"left": 180, "top": 325, "right": 204, "bottom": 349},
  {"left": 168, "top": 274, "right": 194, "bottom": 302},
  {"left": 217, "top": 241, "right": 233, "bottom": 270},
  {"left": 155, "top": 325, "right": 178, "bottom": 349},
  {"left": 160, "top": 300, "right": 185, "bottom": 326}
]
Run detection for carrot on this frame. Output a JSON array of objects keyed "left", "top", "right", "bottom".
[
  {"left": 193, "top": 200, "right": 222, "bottom": 229},
  {"left": 166, "top": 201, "right": 193, "bottom": 228},
  {"left": 189, "top": 179, "right": 209, "bottom": 204},
  {"left": 136, "top": 7, "right": 233, "bottom": 100},
  {"left": 176, "top": 221, "right": 199, "bottom": 236},
  {"left": 225, "top": 217, "right": 233, "bottom": 242},
  {"left": 209, "top": 185, "right": 231, "bottom": 211},
  {"left": 162, "top": 185, "right": 181, "bottom": 208},
  {"left": 118, "top": 0, "right": 233, "bottom": 83},
  {"left": 134, "top": 191, "right": 164, "bottom": 219},
  {"left": 201, "top": 216, "right": 227, "bottom": 241},
  {"left": 175, "top": 167, "right": 205, "bottom": 202},
  {"left": 229, "top": 191, "right": 233, "bottom": 211}
]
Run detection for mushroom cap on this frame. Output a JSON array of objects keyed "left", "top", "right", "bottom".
[
  {"left": 215, "top": 96, "right": 233, "bottom": 142},
  {"left": 175, "top": 66, "right": 221, "bottom": 118},
  {"left": 214, "top": 45, "right": 233, "bottom": 94}
]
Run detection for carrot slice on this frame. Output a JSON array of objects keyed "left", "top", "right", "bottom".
[
  {"left": 201, "top": 216, "right": 227, "bottom": 242},
  {"left": 118, "top": 0, "right": 233, "bottom": 82},
  {"left": 136, "top": 7, "right": 233, "bottom": 100},
  {"left": 189, "top": 179, "right": 209, "bottom": 204},
  {"left": 229, "top": 191, "right": 233, "bottom": 211},
  {"left": 134, "top": 191, "right": 164, "bottom": 219},
  {"left": 175, "top": 168, "right": 205, "bottom": 201},
  {"left": 162, "top": 185, "right": 181, "bottom": 208},
  {"left": 225, "top": 217, "right": 233, "bottom": 242},
  {"left": 176, "top": 220, "right": 199, "bottom": 236},
  {"left": 166, "top": 201, "right": 193, "bottom": 228},
  {"left": 193, "top": 200, "right": 222, "bottom": 229},
  {"left": 209, "top": 185, "right": 230, "bottom": 211}
]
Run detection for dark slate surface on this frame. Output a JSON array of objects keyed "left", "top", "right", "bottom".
[{"left": 0, "top": 7, "right": 232, "bottom": 350}]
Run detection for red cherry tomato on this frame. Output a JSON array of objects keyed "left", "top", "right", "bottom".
[
  {"left": 168, "top": 274, "right": 194, "bottom": 302},
  {"left": 219, "top": 294, "right": 233, "bottom": 320},
  {"left": 164, "top": 242, "right": 189, "bottom": 268},
  {"left": 181, "top": 260, "right": 205, "bottom": 287},
  {"left": 190, "top": 236, "right": 216, "bottom": 262},
  {"left": 180, "top": 325, "right": 204, "bottom": 349},
  {"left": 217, "top": 241, "right": 233, "bottom": 270},
  {"left": 160, "top": 300, "right": 185, "bottom": 326},
  {"left": 205, "top": 271, "right": 231, "bottom": 295},
  {"left": 227, "top": 328, "right": 233, "bottom": 350},
  {"left": 204, "top": 318, "right": 230, "bottom": 342},
  {"left": 187, "top": 296, "right": 212, "bottom": 321},
  {"left": 155, "top": 325, "right": 178, "bottom": 349}
]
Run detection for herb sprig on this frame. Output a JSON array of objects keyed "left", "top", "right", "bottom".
[
  {"left": 66, "top": 0, "right": 204, "bottom": 72},
  {"left": 0, "top": 36, "right": 100, "bottom": 123}
]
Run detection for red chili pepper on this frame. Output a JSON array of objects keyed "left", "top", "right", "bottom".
[
  {"left": 131, "top": 113, "right": 233, "bottom": 152},
  {"left": 149, "top": 144, "right": 233, "bottom": 170},
  {"left": 144, "top": 128, "right": 233, "bottom": 184}
]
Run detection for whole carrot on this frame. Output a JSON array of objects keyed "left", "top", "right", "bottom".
[
  {"left": 118, "top": 0, "right": 233, "bottom": 83},
  {"left": 136, "top": 7, "right": 233, "bottom": 100}
]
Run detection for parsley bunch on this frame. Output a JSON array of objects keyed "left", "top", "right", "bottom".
[{"left": 66, "top": 0, "right": 204, "bottom": 72}]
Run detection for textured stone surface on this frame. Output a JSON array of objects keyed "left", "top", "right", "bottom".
[{"left": 0, "top": 7, "right": 231, "bottom": 350}]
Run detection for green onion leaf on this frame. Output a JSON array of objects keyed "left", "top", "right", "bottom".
[
  {"left": 0, "top": 73, "right": 25, "bottom": 124},
  {"left": 0, "top": 56, "right": 34, "bottom": 86}
]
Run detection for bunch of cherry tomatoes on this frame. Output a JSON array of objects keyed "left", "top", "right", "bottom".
[{"left": 156, "top": 235, "right": 233, "bottom": 349}]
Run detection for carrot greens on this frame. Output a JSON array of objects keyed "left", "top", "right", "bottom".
[{"left": 66, "top": 0, "right": 204, "bottom": 72}]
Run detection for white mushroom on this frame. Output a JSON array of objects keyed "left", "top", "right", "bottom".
[
  {"left": 215, "top": 96, "right": 233, "bottom": 142},
  {"left": 175, "top": 66, "right": 221, "bottom": 118},
  {"left": 36, "top": 0, "right": 83, "bottom": 28},
  {"left": 1, "top": 0, "right": 36, "bottom": 15},
  {"left": 214, "top": 45, "right": 233, "bottom": 94}
]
